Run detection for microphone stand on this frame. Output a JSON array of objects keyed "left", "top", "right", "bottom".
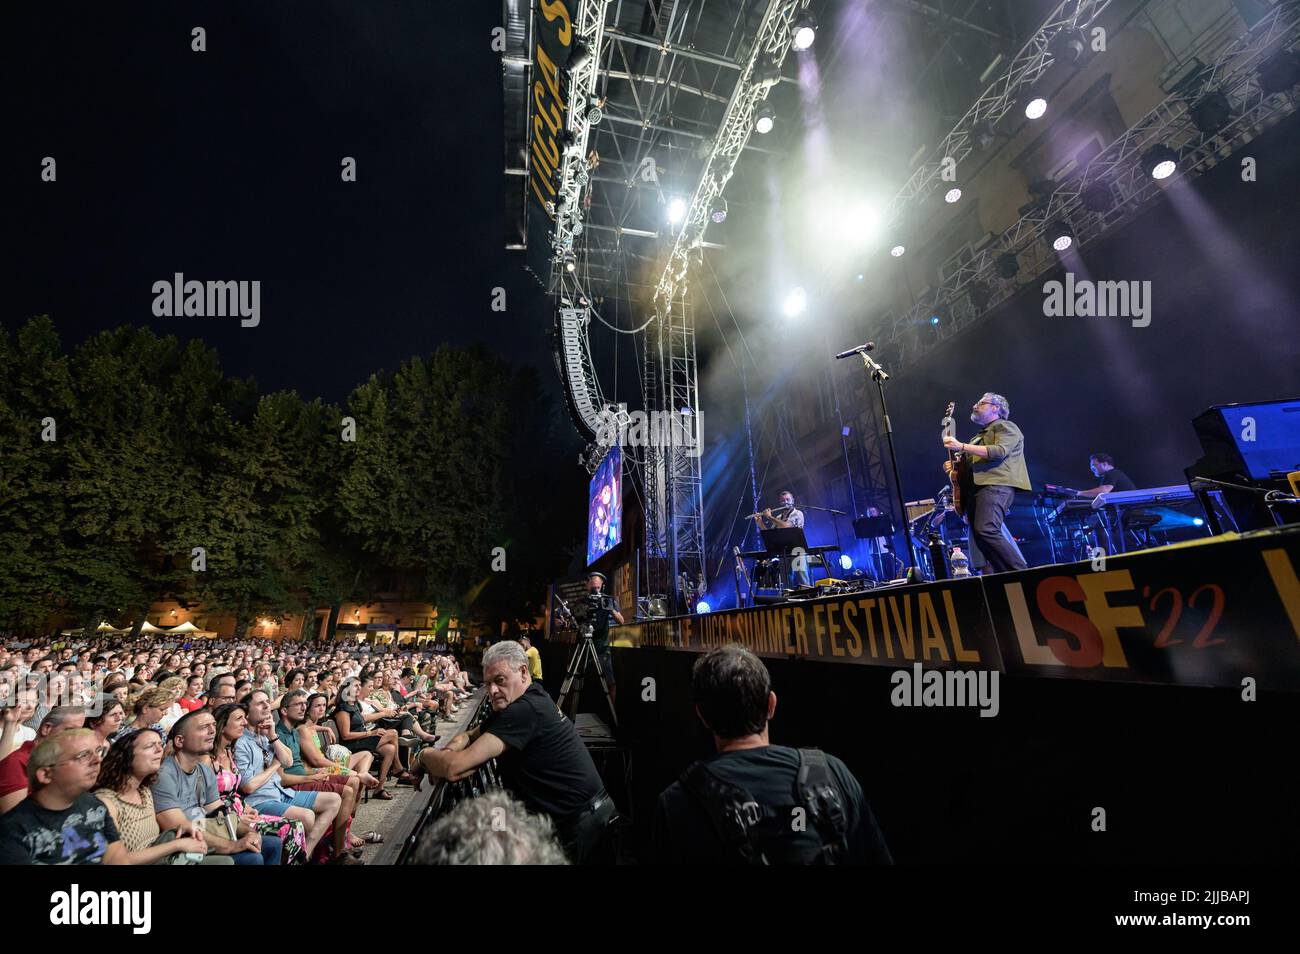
[{"left": 857, "top": 351, "right": 918, "bottom": 577}]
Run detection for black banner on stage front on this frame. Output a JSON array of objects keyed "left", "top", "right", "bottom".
[
  {"left": 614, "top": 577, "right": 1002, "bottom": 671},
  {"left": 524, "top": 0, "right": 576, "bottom": 283},
  {"left": 603, "top": 525, "right": 1300, "bottom": 691},
  {"left": 984, "top": 527, "right": 1300, "bottom": 691}
]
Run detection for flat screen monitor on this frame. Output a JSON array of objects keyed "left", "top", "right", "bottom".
[{"left": 586, "top": 445, "right": 622, "bottom": 565}]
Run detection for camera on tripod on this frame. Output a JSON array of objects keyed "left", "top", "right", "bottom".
[{"left": 584, "top": 592, "right": 613, "bottom": 615}]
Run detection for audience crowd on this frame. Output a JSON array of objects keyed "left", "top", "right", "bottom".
[{"left": 0, "top": 636, "right": 475, "bottom": 865}]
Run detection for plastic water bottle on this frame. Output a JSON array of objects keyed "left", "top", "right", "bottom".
[{"left": 950, "top": 546, "right": 971, "bottom": 578}]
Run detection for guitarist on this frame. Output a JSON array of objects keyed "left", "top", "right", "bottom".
[{"left": 942, "top": 392, "right": 1031, "bottom": 573}]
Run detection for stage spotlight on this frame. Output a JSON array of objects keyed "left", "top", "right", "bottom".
[
  {"left": 1048, "top": 27, "right": 1086, "bottom": 67},
  {"left": 1191, "top": 90, "right": 1232, "bottom": 135},
  {"left": 563, "top": 253, "right": 577, "bottom": 273},
  {"left": 696, "top": 600, "right": 712, "bottom": 614},
  {"left": 1257, "top": 49, "right": 1300, "bottom": 96},
  {"left": 995, "top": 252, "right": 1019, "bottom": 279},
  {"left": 969, "top": 280, "right": 993, "bottom": 310},
  {"left": 856, "top": 273, "right": 864, "bottom": 281},
  {"left": 783, "top": 286, "right": 807, "bottom": 317},
  {"left": 1047, "top": 220, "right": 1074, "bottom": 252},
  {"left": 1023, "top": 88, "right": 1047, "bottom": 120},
  {"left": 1192, "top": 517, "right": 1205, "bottom": 527},
  {"left": 791, "top": 12, "right": 817, "bottom": 51},
  {"left": 890, "top": 244, "right": 905, "bottom": 257},
  {"left": 944, "top": 187, "right": 962, "bottom": 204},
  {"left": 1081, "top": 179, "right": 1115, "bottom": 213},
  {"left": 928, "top": 304, "right": 949, "bottom": 326},
  {"left": 667, "top": 197, "right": 687, "bottom": 224},
  {"left": 754, "top": 58, "right": 782, "bottom": 90},
  {"left": 839, "top": 554, "right": 853, "bottom": 571},
  {"left": 970, "top": 119, "right": 996, "bottom": 150},
  {"left": 1142, "top": 143, "right": 1179, "bottom": 180},
  {"left": 754, "top": 101, "right": 775, "bottom": 134},
  {"left": 710, "top": 197, "right": 728, "bottom": 224},
  {"left": 567, "top": 39, "right": 592, "bottom": 73}
]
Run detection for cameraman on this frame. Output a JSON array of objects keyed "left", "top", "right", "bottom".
[{"left": 583, "top": 572, "right": 623, "bottom": 704}]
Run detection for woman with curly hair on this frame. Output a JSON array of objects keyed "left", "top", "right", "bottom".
[
  {"left": 93, "top": 727, "right": 220, "bottom": 864},
  {"left": 207, "top": 703, "right": 309, "bottom": 864}
]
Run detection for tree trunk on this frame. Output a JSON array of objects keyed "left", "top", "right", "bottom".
[
  {"left": 299, "top": 602, "right": 317, "bottom": 643},
  {"left": 326, "top": 602, "right": 342, "bottom": 644},
  {"left": 128, "top": 603, "right": 149, "bottom": 640}
]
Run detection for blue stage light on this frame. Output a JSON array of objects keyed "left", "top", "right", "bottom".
[
  {"left": 839, "top": 554, "right": 853, "bottom": 571},
  {"left": 696, "top": 600, "right": 711, "bottom": 614},
  {"left": 929, "top": 314, "right": 940, "bottom": 325},
  {"left": 1193, "top": 517, "right": 1205, "bottom": 527}
]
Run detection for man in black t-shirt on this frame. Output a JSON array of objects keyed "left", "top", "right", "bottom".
[
  {"left": 417, "top": 640, "right": 615, "bottom": 863},
  {"left": 1078, "top": 453, "right": 1137, "bottom": 498},
  {"left": 653, "top": 645, "right": 892, "bottom": 865},
  {"left": 0, "top": 729, "right": 123, "bottom": 864}
]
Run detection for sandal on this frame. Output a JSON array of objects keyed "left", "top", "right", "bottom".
[
  {"left": 359, "top": 830, "right": 384, "bottom": 844},
  {"left": 372, "top": 788, "right": 395, "bottom": 800}
]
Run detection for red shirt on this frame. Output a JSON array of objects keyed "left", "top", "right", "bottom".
[
  {"left": 0, "top": 740, "right": 36, "bottom": 797},
  {"left": 177, "top": 696, "right": 206, "bottom": 713}
]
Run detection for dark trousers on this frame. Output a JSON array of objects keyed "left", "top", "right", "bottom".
[
  {"left": 556, "top": 792, "right": 618, "bottom": 864},
  {"left": 970, "top": 485, "right": 1027, "bottom": 573}
]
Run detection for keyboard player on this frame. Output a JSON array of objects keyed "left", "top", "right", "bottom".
[{"left": 1076, "top": 453, "right": 1137, "bottom": 499}]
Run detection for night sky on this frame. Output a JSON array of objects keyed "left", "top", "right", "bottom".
[{"left": 4, "top": 1, "right": 552, "bottom": 404}]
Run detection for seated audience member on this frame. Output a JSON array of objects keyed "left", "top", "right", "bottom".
[
  {"left": 155, "top": 676, "right": 187, "bottom": 730},
  {"left": 0, "top": 705, "right": 87, "bottom": 814},
  {"left": 273, "top": 691, "right": 368, "bottom": 860},
  {"left": 0, "top": 729, "right": 127, "bottom": 864},
  {"left": 87, "top": 696, "right": 127, "bottom": 746},
  {"left": 413, "top": 790, "right": 568, "bottom": 865},
  {"left": 206, "top": 673, "right": 238, "bottom": 710},
  {"left": 333, "top": 678, "right": 404, "bottom": 798},
  {"left": 652, "top": 644, "right": 892, "bottom": 865},
  {"left": 209, "top": 703, "right": 309, "bottom": 864},
  {"left": 302, "top": 693, "right": 375, "bottom": 782},
  {"left": 234, "top": 689, "right": 341, "bottom": 860},
  {"left": 93, "top": 727, "right": 224, "bottom": 864},
  {"left": 103, "top": 676, "right": 130, "bottom": 707},
  {"left": 178, "top": 674, "right": 206, "bottom": 712},
  {"left": 152, "top": 710, "right": 283, "bottom": 865},
  {"left": 128, "top": 686, "right": 174, "bottom": 733},
  {"left": 365, "top": 674, "right": 438, "bottom": 744},
  {"left": 1, "top": 687, "right": 40, "bottom": 761}
]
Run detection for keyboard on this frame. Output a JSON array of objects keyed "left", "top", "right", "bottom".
[{"left": 1092, "top": 485, "right": 1195, "bottom": 509}]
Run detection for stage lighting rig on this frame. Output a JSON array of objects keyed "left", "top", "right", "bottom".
[
  {"left": 755, "top": 101, "right": 776, "bottom": 134},
  {"left": 1047, "top": 221, "right": 1074, "bottom": 252},
  {"left": 791, "top": 12, "right": 817, "bottom": 51},
  {"left": 1141, "top": 143, "right": 1179, "bottom": 180}
]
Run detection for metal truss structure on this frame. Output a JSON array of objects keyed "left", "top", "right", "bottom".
[
  {"left": 877, "top": 0, "right": 1300, "bottom": 368},
  {"left": 642, "top": 0, "right": 808, "bottom": 613},
  {"left": 883, "top": 0, "right": 1114, "bottom": 230}
]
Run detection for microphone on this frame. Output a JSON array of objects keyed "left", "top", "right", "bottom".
[{"left": 834, "top": 340, "right": 875, "bottom": 360}]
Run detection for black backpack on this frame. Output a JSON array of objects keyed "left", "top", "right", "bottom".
[{"left": 678, "top": 748, "right": 850, "bottom": 865}]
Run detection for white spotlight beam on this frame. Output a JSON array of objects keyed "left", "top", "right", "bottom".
[
  {"left": 651, "top": 0, "right": 812, "bottom": 318},
  {"left": 883, "top": 0, "right": 1114, "bottom": 229},
  {"left": 880, "top": 2, "right": 1300, "bottom": 367}
]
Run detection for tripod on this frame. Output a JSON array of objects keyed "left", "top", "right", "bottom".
[{"left": 554, "top": 604, "right": 618, "bottom": 727}]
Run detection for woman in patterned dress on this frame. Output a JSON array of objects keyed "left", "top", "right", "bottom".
[{"left": 208, "top": 703, "right": 308, "bottom": 864}]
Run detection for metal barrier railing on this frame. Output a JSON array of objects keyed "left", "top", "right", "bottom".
[{"left": 395, "top": 696, "right": 499, "bottom": 864}]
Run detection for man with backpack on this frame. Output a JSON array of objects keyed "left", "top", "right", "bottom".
[{"left": 652, "top": 644, "right": 892, "bottom": 864}]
